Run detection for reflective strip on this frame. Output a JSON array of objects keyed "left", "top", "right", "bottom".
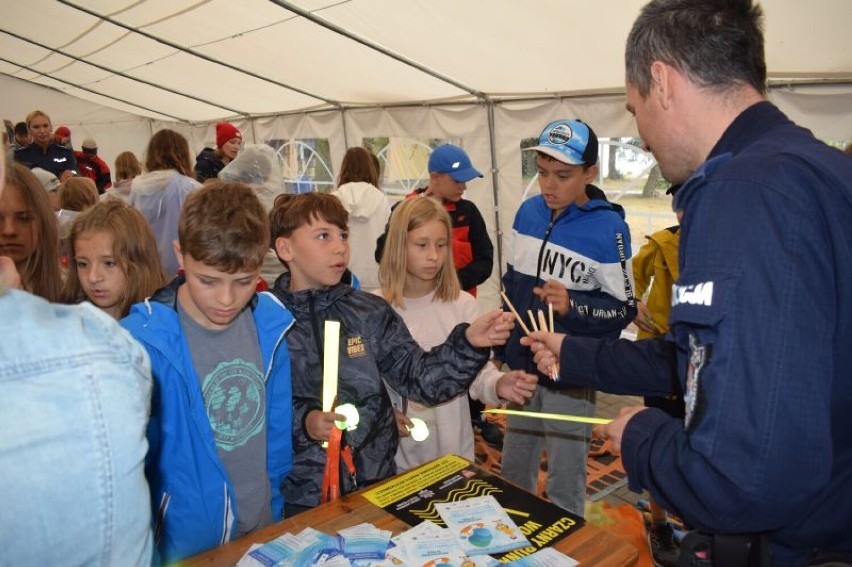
[
  {"left": 221, "top": 484, "right": 234, "bottom": 545},
  {"left": 154, "top": 492, "right": 170, "bottom": 546}
]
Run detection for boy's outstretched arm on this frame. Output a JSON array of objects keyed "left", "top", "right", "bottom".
[{"left": 464, "top": 309, "right": 515, "bottom": 348}]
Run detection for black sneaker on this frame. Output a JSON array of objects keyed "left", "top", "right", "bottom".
[
  {"left": 475, "top": 420, "right": 504, "bottom": 448},
  {"left": 649, "top": 523, "right": 680, "bottom": 567}
]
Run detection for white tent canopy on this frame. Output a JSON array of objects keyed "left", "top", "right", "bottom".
[{"left": 4, "top": 0, "right": 852, "bottom": 305}]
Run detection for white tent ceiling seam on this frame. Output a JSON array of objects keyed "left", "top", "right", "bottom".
[{"left": 56, "top": 0, "right": 344, "bottom": 110}]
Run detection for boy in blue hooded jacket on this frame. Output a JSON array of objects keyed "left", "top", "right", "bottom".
[{"left": 122, "top": 181, "right": 295, "bottom": 563}]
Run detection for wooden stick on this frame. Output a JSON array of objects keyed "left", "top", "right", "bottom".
[
  {"left": 541, "top": 308, "right": 559, "bottom": 381},
  {"left": 537, "top": 309, "right": 548, "bottom": 335},
  {"left": 527, "top": 309, "right": 540, "bottom": 333},
  {"left": 500, "top": 291, "right": 531, "bottom": 336},
  {"left": 548, "top": 303, "right": 554, "bottom": 333}
]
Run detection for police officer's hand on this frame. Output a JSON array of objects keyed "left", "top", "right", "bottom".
[
  {"left": 602, "top": 406, "right": 648, "bottom": 454},
  {"left": 532, "top": 279, "right": 570, "bottom": 316},
  {"left": 521, "top": 330, "right": 565, "bottom": 377}
]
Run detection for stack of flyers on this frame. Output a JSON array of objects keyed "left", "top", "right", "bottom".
[
  {"left": 337, "top": 523, "right": 393, "bottom": 561},
  {"left": 237, "top": 527, "right": 343, "bottom": 566},
  {"left": 384, "top": 521, "right": 500, "bottom": 567},
  {"left": 504, "top": 548, "right": 578, "bottom": 566},
  {"left": 434, "top": 496, "right": 530, "bottom": 556}
]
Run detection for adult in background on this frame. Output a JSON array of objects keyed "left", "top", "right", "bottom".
[
  {"left": 218, "top": 143, "right": 288, "bottom": 286},
  {"left": 195, "top": 122, "right": 242, "bottom": 182},
  {"left": 0, "top": 148, "right": 154, "bottom": 567},
  {"left": 523, "top": 0, "right": 852, "bottom": 564},
  {"left": 14, "top": 110, "right": 77, "bottom": 181},
  {"left": 331, "top": 146, "right": 389, "bottom": 291},
  {"left": 11, "top": 121, "right": 30, "bottom": 151},
  {"left": 75, "top": 138, "right": 112, "bottom": 194},
  {"left": 130, "top": 129, "right": 201, "bottom": 279},
  {"left": 53, "top": 125, "right": 72, "bottom": 148}
]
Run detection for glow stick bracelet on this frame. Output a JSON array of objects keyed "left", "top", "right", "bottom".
[
  {"left": 484, "top": 408, "right": 612, "bottom": 425},
  {"left": 407, "top": 418, "right": 430, "bottom": 442},
  {"left": 334, "top": 403, "right": 360, "bottom": 431}
]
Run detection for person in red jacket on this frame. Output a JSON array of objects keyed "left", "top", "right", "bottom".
[
  {"left": 75, "top": 138, "right": 112, "bottom": 194},
  {"left": 376, "top": 144, "right": 493, "bottom": 297}
]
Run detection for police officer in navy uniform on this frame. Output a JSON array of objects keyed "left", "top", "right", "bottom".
[
  {"left": 14, "top": 110, "right": 77, "bottom": 181},
  {"left": 523, "top": 1, "right": 852, "bottom": 565}
]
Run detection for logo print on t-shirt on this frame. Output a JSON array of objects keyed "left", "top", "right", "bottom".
[{"left": 202, "top": 358, "right": 264, "bottom": 451}]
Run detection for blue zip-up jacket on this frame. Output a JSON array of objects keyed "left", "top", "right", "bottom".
[
  {"left": 121, "top": 278, "right": 295, "bottom": 564},
  {"left": 494, "top": 187, "right": 636, "bottom": 374},
  {"left": 555, "top": 102, "right": 852, "bottom": 564}
]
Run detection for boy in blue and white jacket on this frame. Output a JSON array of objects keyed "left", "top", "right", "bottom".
[
  {"left": 122, "top": 181, "right": 294, "bottom": 563},
  {"left": 495, "top": 119, "right": 636, "bottom": 517}
]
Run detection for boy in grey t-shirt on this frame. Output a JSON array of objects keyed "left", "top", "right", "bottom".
[{"left": 122, "top": 181, "right": 296, "bottom": 563}]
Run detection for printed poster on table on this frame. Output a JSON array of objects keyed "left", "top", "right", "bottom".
[{"left": 361, "top": 455, "right": 584, "bottom": 562}]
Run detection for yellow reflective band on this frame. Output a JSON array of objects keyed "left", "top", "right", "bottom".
[{"left": 484, "top": 408, "right": 612, "bottom": 425}]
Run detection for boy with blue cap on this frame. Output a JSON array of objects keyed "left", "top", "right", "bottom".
[
  {"left": 493, "top": 119, "right": 636, "bottom": 517},
  {"left": 377, "top": 143, "right": 493, "bottom": 297}
]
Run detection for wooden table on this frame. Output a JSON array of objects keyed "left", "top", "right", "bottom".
[{"left": 184, "top": 459, "right": 638, "bottom": 566}]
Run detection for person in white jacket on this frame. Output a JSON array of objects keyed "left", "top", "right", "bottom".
[
  {"left": 376, "top": 196, "right": 537, "bottom": 471},
  {"left": 130, "top": 129, "right": 201, "bottom": 279},
  {"left": 331, "top": 147, "right": 389, "bottom": 291}
]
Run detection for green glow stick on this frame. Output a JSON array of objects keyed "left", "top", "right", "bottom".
[{"left": 484, "top": 408, "right": 612, "bottom": 425}]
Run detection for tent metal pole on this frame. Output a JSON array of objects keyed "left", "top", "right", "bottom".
[
  {"left": 484, "top": 99, "right": 504, "bottom": 283},
  {"left": 250, "top": 121, "right": 259, "bottom": 146},
  {"left": 340, "top": 108, "right": 350, "bottom": 150}
]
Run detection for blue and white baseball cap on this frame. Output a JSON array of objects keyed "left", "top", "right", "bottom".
[
  {"left": 526, "top": 119, "right": 599, "bottom": 166},
  {"left": 428, "top": 144, "right": 483, "bottom": 183}
]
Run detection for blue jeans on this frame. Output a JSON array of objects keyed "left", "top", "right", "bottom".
[
  {"left": 501, "top": 386, "right": 595, "bottom": 517},
  {"left": 0, "top": 291, "right": 153, "bottom": 566}
]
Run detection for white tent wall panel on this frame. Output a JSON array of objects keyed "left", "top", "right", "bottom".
[
  {"left": 768, "top": 87, "right": 852, "bottom": 140},
  {"left": 6, "top": 80, "right": 852, "bottom": 310}
]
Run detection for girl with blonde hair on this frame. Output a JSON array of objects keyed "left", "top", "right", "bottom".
[
  {"left": 377, "top": 196, "right": 537, "bottom": 471},
  {"left": 102, "top": 151, "right": 141, "bottom": 202}
]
